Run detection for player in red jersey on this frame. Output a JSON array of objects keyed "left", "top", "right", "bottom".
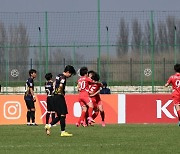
[
  {"left": 165, "top": 63, "right": 180, "bottom": 126},
  {"left": 76, "top": 67, "right": 95, "bottom": 127},
  {"left": 89, "top": 71, "right": 105, "bottom": 127}
]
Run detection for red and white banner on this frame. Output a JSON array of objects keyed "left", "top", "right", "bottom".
[{"left": 0, "top": 94, "right": 178, "bottom": 125}]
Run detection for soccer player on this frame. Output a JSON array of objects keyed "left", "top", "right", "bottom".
[
  {"left": 45, "top": 65, "right": 76, "bottom": 136},
  {"left": 45, "top": 73, "right": 55, "bottom": 125},
  {"left": 24, "top": 69, "right": 38, "bottom": 126},
  {"left": 76, "top": 67, "right": 95, "bottom": 127},
  {"left": 165, "top": 63, "right": 180, "bottom": 126},
  {"left": 89, "top": 72, "right": 105, "bottom": 127}
]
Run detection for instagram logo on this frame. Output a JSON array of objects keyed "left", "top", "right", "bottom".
[{"left": 4, "top": 101, "right": 21, "bottom": 119}]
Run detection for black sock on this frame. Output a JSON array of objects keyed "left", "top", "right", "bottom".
[
  {"left": 60, "top": 116, "right": 66, "bottom": 131},
  {"left": 27, "top": 111, "right": 31, "bottom": 123},
  {"left": 50, "top": 116, "right": 60, "bottom": 125},
  {"left": 31, "top": 111, "right": 35, "bottom": 123},
  {"left": 52, "top": 113, "right": 55, "bottom": 121},
  {"left": 100, "top": 111, "right": 105, "bottom": 121},
  {"left": 46, "top": 113, "right": 50, "bottom": 124}
]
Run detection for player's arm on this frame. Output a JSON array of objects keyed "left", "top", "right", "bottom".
[
  {"left": 30, "top": 87, "right": 36, "bottom": 102},
  {"left": 90, "top": 89, "right": 100, "bottom": 97},
  {"left": 165, "top": 83, "right": 169, "bottom": 87},
  {"left": 77, "top": 82, "right": 81, "bottom": 91},
  {"left": 52, "top": 81, "right": 56, "bottom": 93},
  {"left": 58, "top": 83, "right": 64, "bottom": 95},
  {"left": 165, "top": 77, "right": 172, "bottom": 87}
]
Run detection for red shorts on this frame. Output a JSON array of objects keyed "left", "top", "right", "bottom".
[
  {"left": 91, "top": 95, "right": 103, "bottom": 107},
  {"left": 172, "top": 91, "right": 180, "bottom": 105},
  {"left": 78, "top": 93, "right": 92, "bottom": 106}
]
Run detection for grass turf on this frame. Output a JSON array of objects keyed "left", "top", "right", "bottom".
[{"left": 0, "top": 124, "right": 179, "bottom": 154}]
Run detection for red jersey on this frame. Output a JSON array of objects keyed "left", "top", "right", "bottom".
[
  {"left": 89, "top": 82, "right": 102, "bottom": 97},
  {"left": 89, "top": 83, "right": 102, "bottom": 106},
  {"left": 167, "top": 73, "right": 180, "bottom": 93},
  {"left": 78, "top": 76, "right": 93, "bottom": 95}
]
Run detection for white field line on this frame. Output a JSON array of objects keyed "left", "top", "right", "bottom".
[{"left": 0, "top": 143, "right": 122, "bottom": 148}]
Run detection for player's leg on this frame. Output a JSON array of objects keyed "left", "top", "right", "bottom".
[
  {"left": 92, "top": 98, "right": 99, "bottom": 120},
  {"left": 49, "top": 96, "right": 56, "bottom": 125},
  {"left": 46, "top": 111, "right": 51, "bottom": 124},
  {"left": 29, "top": 100, "right": 37, "bottom": 126},
  {"left": 86, "top": 97, "right": 95, "bottom": 123},
  {"left": 25, "top": 100, "right": 31, "bottom": 126},
  {"left": 173, "top": 96, "right": 180, "bottom": 126},
  {"left": 98, "top": 101, "right": 105, "bottom": 127},
  {"left": 51, "top": 111, "right": 56, "bottom": 122},
  {"left": 57, "top": 95, "right": 72, "bottom": 136},
  {"left": 76, "top": 104, "right": 87, "bottom": 127},
  {"left": 175, "top": 104, "right": 180, "bottom": 126},
  {"left": 92, "top": 107, "right": 99, "bottom": 120}
]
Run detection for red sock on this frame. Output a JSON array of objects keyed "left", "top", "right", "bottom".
[
  {"left": 100, "top": 111, "right": 105, "bottom": 121},
  {"left": 92, "top": 111, "right": 99, "bottom": 120},
  {"left": 78, "top": 111, "right": 86, "bottom": 123},
  {"left": 177, "top": 110, "right": 180, "bottom": 121},
  {"left": 88, "top": 107, "right": 93, "bottom": 117}
]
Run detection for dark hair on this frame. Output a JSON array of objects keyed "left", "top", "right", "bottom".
[
  {"left": 80, "top": 67, "right": 88, "bottom": 76},
  {"left": 91, "top": 72, "right": 100, "bottom": 81},
  {"left": 29, "top": 69, "right": 37, "bottom": 76},
  {"left": 64, "top": 65, "right": 76, "bottom": 75},
  {"left": 45, "top": 73, "right": 52, "bottom": 80},
  {"left": 88, "top": 70, "right": 95, "bottom": 76},
  {"left": 174, "top": 63, "right": 180, "bottom": 73},
  {"left": 102, "top": 81, "right": 107, "bottom": 87}
]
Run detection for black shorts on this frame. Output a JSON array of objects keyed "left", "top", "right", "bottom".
[
  {"left": 47, "top": 96, "right": 55, "bottom": 111},
  {"left": 25, "top": 100, "right": 35, "bottom": 109},
  {"left": 54, "top": 95, "right": 68, "bottom": 115}
]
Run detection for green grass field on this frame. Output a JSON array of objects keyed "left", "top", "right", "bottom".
[{"left": 0, "top": 124, "right": 179, "bottom": 154}]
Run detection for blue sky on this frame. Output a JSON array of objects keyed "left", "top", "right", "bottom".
[{"left": 0, "top": 0, "right": 180, "bottom": 12}]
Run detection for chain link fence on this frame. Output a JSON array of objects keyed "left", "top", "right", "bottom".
[{"left": 0, "top": 11, "right": 180, "bottom": 93}]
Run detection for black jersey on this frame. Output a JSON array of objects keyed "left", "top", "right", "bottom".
[
  {"left": 45, "top": 80, "right": 54, "bottom": 96},
  {"left": 24, "top": 77, "right": 34, "bottom": 100},
  {"left": 54, "top": 74, "right": 66, "bottom": 95}
]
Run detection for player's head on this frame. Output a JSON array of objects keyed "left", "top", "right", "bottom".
[
  {"left": 102, "top": 81, "right": 107, "bottom": 88},
  {"left": 80, "top": 67, "right": 88, "bottom": 76},
  {"left": 29, "top": 69, "right": 37, "bottom": 78},
  {"left": 88, "top": 70, "right": 95, "bottom": 78},
  {"left": 91, "top": 72, "right": 100, "bottom": 81},
  {"left": 64, "top": 65, "right": 76, "bottom": 78},
  {"left": 174, "top": 63, "right": 180, "bottom": 73},
  {"left": 45, "top": 73, "right": 52, "bottom": 81}
]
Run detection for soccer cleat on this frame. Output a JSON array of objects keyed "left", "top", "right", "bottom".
[
  {"left": 87, "top": 117, "right": 95, "bottom": 123},
  {"left": 27, "top": 123, "right": 32, "bottom": 126},
  {"left": 178, "top": 122, "right": 180, "bottom": 127},
  {"left": 80, "top": 121, "right": 87, "bottom": 127},
  {"left": 61, "top": 131, "right": 73, "bottom": 137},
  {"left": 45, "top": 124, "right": 51, "bottom": 136},
  {"left": 101, "top": 121, "right": 106, "bottom": 127},
  {"left": 76, "top": 122, "right": 80, "bottom": 127},
  {"left": 32, "top": 123, "right": 38, "bottom": 126},
  {"left": 88, "top": 122, "right": 94, "bottom": 127}
]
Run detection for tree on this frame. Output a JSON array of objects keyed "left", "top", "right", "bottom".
[
  {"left": 116, "top": 18, "right": 129, "bottom": 57},
  {"left": 143, "top": 20, "right": 157, "bottom": 54},
  {"left": 131, "top": 18, "right": 142, "bottom": 53},
  {"left": 166, "top": 16, "right": 176, "bottom": 49},
  {"left": 157, "top": 21, "right": 168, "bottom": 53},
  {"left": 0, "top": 22, "right": 7, "bottom": 80},
  {"left": 8, "top": 23, "right": 30, "bottom": 80}
]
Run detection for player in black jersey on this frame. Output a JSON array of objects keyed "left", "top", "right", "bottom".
[
  {"left": 24, "top": 69, "right": 38, "bottom": 126},
  {"left": 45, "top": 65, "right": 76, "bottom": 136},
  {"left": 45, "top": 73, "right": 55, "bottom": 125}
]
